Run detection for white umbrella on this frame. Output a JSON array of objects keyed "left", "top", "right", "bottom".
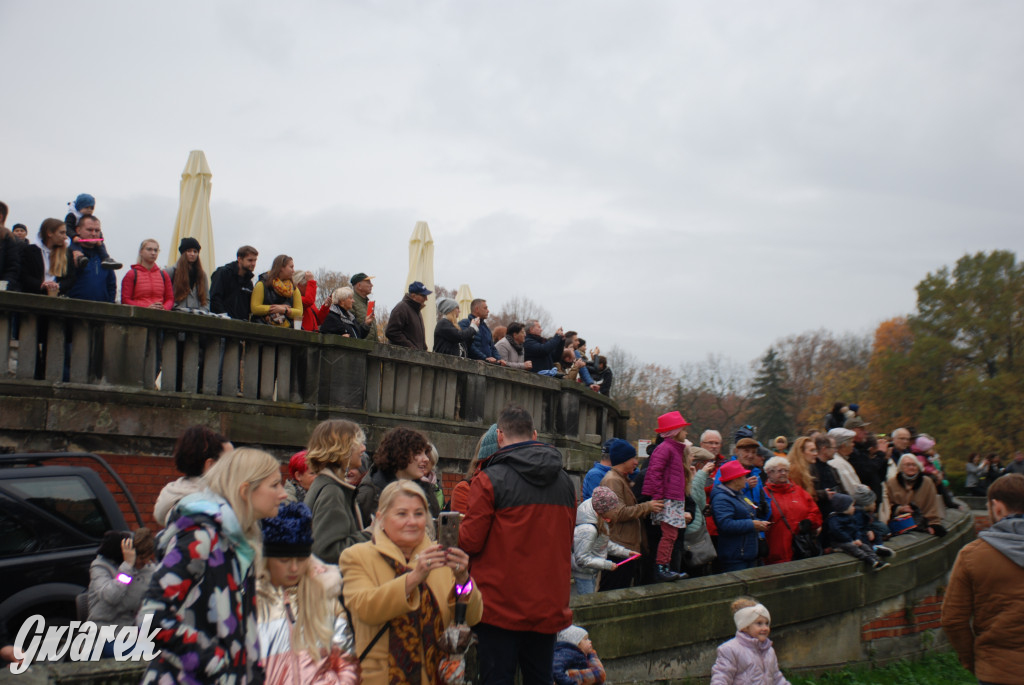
[
  {"left": 406, "top": 221, "right": 436, "bottom": 350},
  {"left": 168, "top": 150, "right": 215, "bottom": 276},
  {"left": 456, "top": 284, "right": 474, "bottom": 321}
]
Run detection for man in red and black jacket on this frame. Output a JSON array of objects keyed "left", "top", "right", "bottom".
[{"left": 460, "top": 404, "right": 576, "bottom": 685}]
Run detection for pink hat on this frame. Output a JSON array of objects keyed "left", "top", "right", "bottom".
[
  {"left": 718, "top": 460, "right": 750, "bottom": 483},
  {"left": 913, "top": 436, "right": 936, "bottom": 453},
  {"left": 656, "top": 411, "right": 691, "bottom": 435}
]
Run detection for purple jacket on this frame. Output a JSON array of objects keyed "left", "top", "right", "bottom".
[
  {"left": 641, "top": 438, "right": 688, "bottom": 501},
  {"left": 710, "top": 632, "right": 789, "bottom": 685}
]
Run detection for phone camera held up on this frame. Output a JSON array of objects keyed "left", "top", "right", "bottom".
[{"left": 438, "top": 512, "right": 461, "bottom": 549}]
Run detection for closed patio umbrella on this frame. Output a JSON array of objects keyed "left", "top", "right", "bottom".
[
  {"left": 168, "top": 150, "right": 215, "bottom": 276},
  {"left": 406, "top": 221, "right": 436, "bottom": 350},
  {"left": 456, "top": 284, "right": 474, "bottom": 321}
]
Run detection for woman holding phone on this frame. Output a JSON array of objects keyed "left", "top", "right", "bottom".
[{"left": 340, "top": 480, "right": 483, "bottom": 685}]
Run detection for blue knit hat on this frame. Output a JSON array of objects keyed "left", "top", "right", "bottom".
[
  {"left": 606, "top": 438, "right": 636, "bottom": 466},
  {"left": 74, "top": 193, "right": 95, "bottom": 211},
  {"left": 261, "top": 501, "right": 313, "bottom": 557},
  {"left": 478, "top": 424, "right": 499, "bottom": 462}
]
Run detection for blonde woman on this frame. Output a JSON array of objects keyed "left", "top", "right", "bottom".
[
  {"left": 17, "top": 218, "right": 66, "bottom": 295},
  {"left": 341, "top": 480, "right": 483, "bottom": 685},
  {"left": 121, "top": 239, "right": 173, "bottom": 309},
  {"left": 251, "top": 254, "right": 302, "bottom": 327},
  {"left": 433, "top": 297, "right": 478, "bottom": 357},
  {"left": 786, "top": 437, "right": 818, "bottom": 496},
  {"left": 140, "top": 448, "right": 287, "bottom": 685},
  {"left": 304, "top": 419, "right": 371, "bottom": 563},
  {"left": 257, "top": 502, "right": 358, "bottom": 685}
]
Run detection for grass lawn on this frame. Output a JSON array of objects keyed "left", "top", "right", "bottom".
[{"left": 788, "top": 650, "right": 976, "bottom": 685}]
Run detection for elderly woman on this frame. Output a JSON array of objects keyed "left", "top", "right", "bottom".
[
  {"left": 710, "top": 461, "right": 770, "bottom": 572},
  {"left": 682, "top": 448, "right": 717, "bottom": 576},
  {"left": 340, "top": 480, "right": 483, "bottom": 685},
  {"left": 251, "top": 254, "right": 303, "bottom": 327},
  {"left": 320, "top": 286, "right": 369, "bottom": 338},
  {"left": 885, "top": 454, "right": 947, "bottom": 537},
  {"left": 762, "top": 457, "right": 822, "bottom": 564},
  {"left": 433, "top": 298, "right": 479, "bottom": 357},
  {"left": 826, "top": 428, "right": 863, "bottom": 497},
  {"left": 356, "top": 426, "right": 439, "bottom": 525},
  {"left": 304, "top": 420, "right": 371, "bottom": 563}
]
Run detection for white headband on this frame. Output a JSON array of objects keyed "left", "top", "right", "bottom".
[{"left": 734, "top": 604, "right": 771, "bottom": 631}]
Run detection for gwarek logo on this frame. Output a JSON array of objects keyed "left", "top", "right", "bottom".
[{"left": 9, "top": 614, "right": 161, "bottom": 674}]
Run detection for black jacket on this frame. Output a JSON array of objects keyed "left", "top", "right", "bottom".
[
  {"left": 434, "top": 318, "right": 476, "bottom": 357},
  {"left": 209, "top": 261, "right": 255, "bottom": 321},
  {"left": 0, "top": 233, "right": 21, "bottom": 290},
  {"left": 320, "top": 305, "right": 366, "bottom": 338},
  {"left": 524, "top": 333, "right": 563, "bottom": 372},
  {"left": 385, "top": 294, "right": 426, "bottom": 350}
]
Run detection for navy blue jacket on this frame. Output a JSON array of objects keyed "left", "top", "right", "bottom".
[
  {"left": 829, "top": 511, "right": 867, "bottom": 544},
  {"left": 524, "top": 333, "right": 563, "bottom": 372},
  {"left": 60, "top": 246, "right": 115, "bottom": 302},
  {"left": 459, "top": 317, "right": 499, "bottom": 360},
  {"left": 710, "top": 482, "right": 759, "bottom": 565}
]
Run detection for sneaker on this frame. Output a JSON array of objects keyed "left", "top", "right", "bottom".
[
  {"left": 872, "top": 560, "right": 890, "bottom": 571},
  {"left": 874, "top": 545, "right": 895, "bottom": 558},
  {"left": 101, "top": 257, "right": 123, "bottom": 270},
  {"left": 656, "top": 565, "right": 682, "bottom": 582}
]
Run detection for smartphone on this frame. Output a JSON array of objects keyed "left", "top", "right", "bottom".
[
  {"left": 367, "top": 301, "right": 375, "bottom": 318},
  {"left": 438, "top": 512, "right": 461, "bottom": 549},
  {"left": 614, "top": 552, "right": 641, "bottom": 568}
]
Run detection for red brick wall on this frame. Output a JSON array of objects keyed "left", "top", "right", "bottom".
[{"left": 860, "top": 593, "right": 944, "bottom": 641}]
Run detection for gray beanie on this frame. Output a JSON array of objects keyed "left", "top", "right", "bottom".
[
  {"left": 556, "top": 625, "right": 588, "bottom": 647},
  {"left": 852, "top": 484, "right": 876, "bottom": 508},
  {"left": 437, "top": 298, "right": 459, "bottom": 316}
]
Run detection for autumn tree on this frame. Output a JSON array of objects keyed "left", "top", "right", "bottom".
[
  {"left": 747, "top": 347, "right": 794, "bottom": 440},
  {"left": 863, "top": 317, "right": 923, "bottom": 432},
  {"left": 313, "top": 268, "right": 350, "bottom": 304},
  {"left": 490, "top": 295, "right": 554, "bottom": 331},
  {"left": 675, "top": 354, "right": 753, "bottom": 440},
  {"left": 607, "top": 346, "right": 677, "bottom": 441}
]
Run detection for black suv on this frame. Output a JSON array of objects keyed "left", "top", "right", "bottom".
[{"left": 0, "top": 453, "right": 143, "bottom": 633}]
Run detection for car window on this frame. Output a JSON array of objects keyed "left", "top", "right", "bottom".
[
  {"left": 0, "top": 494, "right": 88, "bottom": 556},
  {"left": 2, "top": 475, "right": 112, "bottom": 538}
]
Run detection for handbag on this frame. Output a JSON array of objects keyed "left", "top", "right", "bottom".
[
  {"left": 767, "top": 492, "right": 822, "bottom": 560},
  {"left": 682, "top": 526, "right": 717, "bottom": 569}
]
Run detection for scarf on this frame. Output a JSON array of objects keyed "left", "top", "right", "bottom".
[
  {"left": 165, "top": 491, "right": 256, "bottom": 578},
  {"left": 329, "top": 303, "right": 357, "bottom": 325},
  {"left": 503, "top": 334, "right": 523, "bottom": 354},
  {"left": 272, "top": 278, "right": 295, "bottom": 299},
  {"left": 379, "top": 555, "right": 445, "bottom": 685}
]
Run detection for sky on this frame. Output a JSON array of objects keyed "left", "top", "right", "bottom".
[{"left": 3, "top": 1, "right": 1022, "bottom": 370}]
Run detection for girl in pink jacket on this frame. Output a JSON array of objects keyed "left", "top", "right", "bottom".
[
  {"left": 641, "top": 411, "right": 692, "bottom": 582},
  {"left": 711, "top": 598, "right": 789, "bottom": 685}
]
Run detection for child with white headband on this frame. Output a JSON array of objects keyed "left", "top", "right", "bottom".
[{"left": 710, "top": 597, "right": 790, "bottom": 685}]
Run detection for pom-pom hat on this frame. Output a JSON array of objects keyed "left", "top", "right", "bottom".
[{"left": 261, "top": 501, "right": 314, "bottom": 558}]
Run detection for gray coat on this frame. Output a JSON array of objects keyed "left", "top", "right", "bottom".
[
  {"left": 571, "top": 498, "right": 632, "bottom": 582},
  {"left": 88, "top": 556, "right": 155, "bottom": 627},
  {"left": 305, "top": 472, "right": 370, "bottom": 565},
  {"left": 167, "top": 264, "right": 210, "bottom": 312},
  {"left": 495, "top": 336, "right": 529, "bottom": 369}
]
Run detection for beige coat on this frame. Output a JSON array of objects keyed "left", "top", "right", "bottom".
[
  {"left": 600, "top": 468, "right": 657, "bottom": 553},
  {"left": 884, "top": 474, "right": 941, "bottom": 525},
  {"left": 340, "top": 533, "right": 483, "bottom": 685}
]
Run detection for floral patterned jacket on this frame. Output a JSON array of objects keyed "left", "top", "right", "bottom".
[{"left": 140, "top": 492, "right": 263, "bottom": 685}]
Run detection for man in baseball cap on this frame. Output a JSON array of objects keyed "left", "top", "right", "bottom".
[{"left": 350, "top": 272, "right": 377, "bottom": 339}]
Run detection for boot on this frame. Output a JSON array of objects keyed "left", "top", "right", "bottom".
[
  {"left": 101, "top": 257, "right": 123, "bottom": 270},
  {"left": 656, "top": 564, "right": 682, "bottom": 582}
]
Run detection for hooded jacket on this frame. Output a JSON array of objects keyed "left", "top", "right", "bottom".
[
  {"left": 121, "top": 263, "right": 174, "bottom": 310},
  {"left": 942, "top": 514, "right": 1024, "bottom": 684},
  {"left": 460, "top": 440, "right": 576, "bottom": 633},
  {"left": 710, "top": 483, "right": 759, "bottom": 565},
  {"left": 210, "top": 260, "right": 255, "bottom": 320},
  {"left": 572, "top": 498, "right": 633, "bottom": 582},
  {"left": 710, "top": 631, "right": 789, "bottom": 685},
  {"left": 306, "top": 471, "right": 370, "bottom": 564},
  {"left": 385, "top": 294, "right": 426, "bottom": 350},
  {"left": 153, "top": 476, "right": 205, "bottom": 526}
]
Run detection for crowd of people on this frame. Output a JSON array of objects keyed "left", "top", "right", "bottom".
[{"left": 0, "top": 197, "right": 614, "bottom": 394}]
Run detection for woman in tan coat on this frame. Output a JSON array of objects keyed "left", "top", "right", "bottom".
[
  {"left": 884, "top": 454, "right": 946, "bottom": 537},
  {"left": 340, "top": 480, "right": 483, "bottom": 684}
]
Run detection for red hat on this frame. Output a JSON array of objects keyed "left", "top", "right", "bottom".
[
  {"left": 656, "top": 411, "right": 691, "bottom": 435},
  {"left": 718, "top": 460, "right": 750, "bottom": 483}
]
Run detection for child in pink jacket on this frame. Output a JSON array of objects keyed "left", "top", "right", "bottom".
[{"left": 710, "top": 598, "right": 789, "bottom": 685}]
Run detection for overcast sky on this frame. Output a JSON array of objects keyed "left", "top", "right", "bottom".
[{"left": 3, "top": 1, "right": 1022, "bottom": 370}]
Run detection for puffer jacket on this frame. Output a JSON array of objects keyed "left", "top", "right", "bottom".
[
  {"left": 88, "top": 556, "right": 155, "bottom": 628},
  {"left": 711, "top": 483, "right": 759, "bottom": 565},
  {"left": 642, "top": 438, "right": 688, "bottom": 501},
  {"left": 121, "top": 263, "right": 174, "bottom": 309},
  {"left": 710, "top": 631, "right": 789, "bottom": 685},
  {"left": 572, "top": 499, "right": 633, "bottom": 582}
]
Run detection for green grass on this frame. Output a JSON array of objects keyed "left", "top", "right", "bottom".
[{"left": 788, "top": 650, "right": 975, "bottom": 685}]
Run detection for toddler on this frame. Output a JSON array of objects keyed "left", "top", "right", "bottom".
[
  {"left": 711, "top": 598, "right": 789, "bottom": 685},
  {"left": 572, "top": 486, "right": 635, "bottom": 595},
  {"left": 65, "top": 193, "right": 121, "bottom": 270},
  {"left": 827, "top": 494, "right": 889, "bottom": 570},
  {"left": 552, "top": 624, "right": 605, "bottom": 685},
  {"left": 851, "top": 484, "right": 894, "bottom": 558}
]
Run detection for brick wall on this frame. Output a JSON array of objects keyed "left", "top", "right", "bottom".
[{"left": 860, "top": 593, "right": 944, "bottom": 641}]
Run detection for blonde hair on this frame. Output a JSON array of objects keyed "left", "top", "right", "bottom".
[
  {"left": 786, "top": 437, "right": 816, "bottom": 493},
  {"left": 203, "top": 447, "right": 282, "bottom": 543},
  {"left": 730, "top": 596, "right": 759, "bottom": 614},
  {"left": 256, "top": 555, "right": 333, "bottom": 656},
  {"left": 39, "top": 218, "right": 68, "bottom": 278},
  {"left": 292, "top": 270, "right": 308, "bottom": 289},
  {"left": 372, "top": 479, "right": 435, "bottom": 542},
  {"left": 306, "top": 420, "right": 365, "bottom": 477},
  {"left": 137, "top": 238, "right": 159, "bottom": 264}
]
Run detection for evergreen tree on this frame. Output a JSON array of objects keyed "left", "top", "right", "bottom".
[{"left": 748, "top": 347, "right": 794, "bottom": 442}]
